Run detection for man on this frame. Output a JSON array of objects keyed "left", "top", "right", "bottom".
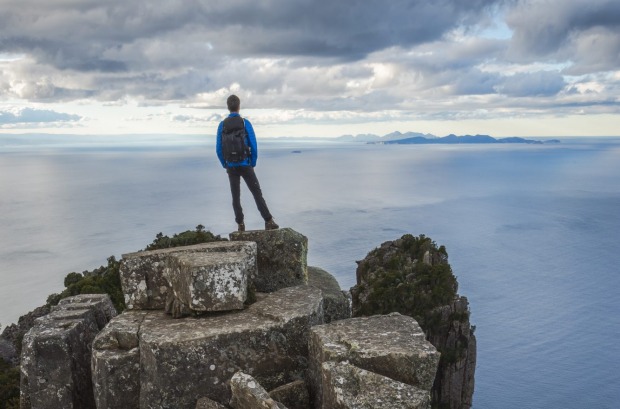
[{"left": 216, "top": 94, "right": 279, "bottom": 232}]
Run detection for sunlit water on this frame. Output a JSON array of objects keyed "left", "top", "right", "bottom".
[{"left": 1, "top": 136, "right": 619, "bottom": 408}]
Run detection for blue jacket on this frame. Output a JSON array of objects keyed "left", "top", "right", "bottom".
[{"left": 216, "top": 113, "right": 258, "bottom": 168}]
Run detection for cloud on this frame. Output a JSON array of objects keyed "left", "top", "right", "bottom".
[
  {"left": 0, "top": 0, "right": 618, "bottom": 129},
  {"left": 0, "top": 108, "right": 81, "bottom": 124},
  {"left": 506, "top": 0, "right": 620, "bottom": 73},
  {"left": 496, "top": 71, "right": 566, "bottom": 97}
]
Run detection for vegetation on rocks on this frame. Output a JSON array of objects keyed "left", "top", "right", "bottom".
[
  {"left": 144, "top": 224, "right": 226, "bottom": 251},
  {"left": 0, "top": 358, "right": 19, "bottom": 409},
  {"left": 352, "top": 234, "right": 458, "bottom": 331}
]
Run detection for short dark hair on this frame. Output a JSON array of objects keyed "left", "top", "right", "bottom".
[{"left": 227, "top": 95, "right": 240, "bottom": 112}]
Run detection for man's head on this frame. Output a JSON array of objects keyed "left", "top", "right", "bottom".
[{"left": 227, "top": 95, "right": 241, "bottom": 112}]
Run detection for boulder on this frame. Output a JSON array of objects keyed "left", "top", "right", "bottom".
[
  {"left": 120, "top": 241, "right": 257, "bottom": 310},
  {"left": 308, "top": 313, "right": 440, "bottom": 408},
  {"left": 269, "top": 380, "right": 310, "bottom": 409},
  {"left": 134, "top": 286, "right": 322, "bottom": 408},
  {"left": 20, "top": 294, "right": 116, "bottom": 409},
  {"left": 92, "top": 311, "right": 147, "bottom": 409},
  {"left": 164, "top": 249, "right": 255, "bottom": 313},
  {"left": 229, "top": 228, "right": 308, "bottom": 292},
  {"left": 321, "top": 361, "right": 431, "bottom": 409},
  {"left": 196, "top": 397, "right": 230, "bottom": 408},
  {"left": 229, "top": 371, "right": 287, "bottom": 409},
  {"left": 307, "top": 266, "right": 350, "bottom": 323}
]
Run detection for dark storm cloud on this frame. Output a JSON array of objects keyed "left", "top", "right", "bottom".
[
  {"left": 1, "top": 0, "right": 502, "bottom": 72},
  {"left": 506, "top": 0, "right": 620, "bottom": 73}
]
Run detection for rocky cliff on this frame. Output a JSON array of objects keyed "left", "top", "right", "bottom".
[
  {"left": 350, "top": 234, "right": 476, "bottom": 409},
  {"left": 13, "top": 228, "right": 441, "bottom": 409}
]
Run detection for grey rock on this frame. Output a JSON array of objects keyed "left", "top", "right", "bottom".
[
  {"left": 307, "top": 266, "right": 351, "bottom": 323},
  {"left": 164, "top": 249, "right": 256, "bottom": 313},
  {"left": 229, "top": 228, "right": 308, "bottom": 292},
  {"left": 322, "top": 361, "right": 431, "bottom": 409},
  {"left": 229, "top": 371, "right": 287, "bottom": 409},
  {"left": 120, "top": 241, "right": 256, "bottom": 310},
  {"left": 92, "top": 311, "right": 147, "bottom": 409},
  {"left": 196, "top": 396, "right": 230, "bottom": 408},
  {"left": 137, "top": 285, "right": 323, "bottom": 408},
  {"left": 20, "top": 294, "right": 116, "bottom": 409},
  {"left": 269, "top": 380, "right": 310, "bottom": 409},
  {"left": 308, "top": 313, "right": 439, "bottom": 409}
]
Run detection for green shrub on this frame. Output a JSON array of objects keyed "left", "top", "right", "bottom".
[
  {"left": 145, "top": 225, "right": 226, "bottom": 251},
  {"left": 0, "top": 359, "right": 19, "bottom": 409}
]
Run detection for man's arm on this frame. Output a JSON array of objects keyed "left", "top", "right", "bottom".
[
  {"left": 216, "top": 121, "right": 226, "bottom": 168},
  {"left": 245, "top": 119, "right": 258, "bottom": 167}
]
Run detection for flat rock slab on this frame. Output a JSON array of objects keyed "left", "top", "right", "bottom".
[
  {"left": 165, "top": 250, "right": 255, "bottom": 313},
  {"left": 229, "top": 371, "right": 287, "bottom": 409},
  {"left": 120, "top": 241, "right": 257, "bottom": 310},
  {"left": 91, "top": 286, "right": 322, "bottom": 409},
  {"left": 230, "top": 228, "right": 308, "bottom": 292},
  {"left": 309, "top": 313, "right": 440, "bottom": 408},
  {"left": 20, "top": 294, "right": 116, "bottom": 409},
  {"left": 307, "top": 266, "right": 351, "bottom": 323},
  {"left": 322, "top": 361, "right": 431, "bottom": 409}
]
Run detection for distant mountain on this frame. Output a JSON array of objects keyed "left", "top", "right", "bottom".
[
  {"left": 379, "top": 134, "right": 555, "bottom": 145},
  {"left": 336, "top": 131, "right": 437, "bottom": 142}
]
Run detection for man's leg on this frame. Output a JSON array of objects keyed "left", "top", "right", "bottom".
[
  {"left": 227, "top": 167, "right": 244, "bottom": 224},
  {"left": 239, "top": 166, "right": 273, "bottom": 221}
]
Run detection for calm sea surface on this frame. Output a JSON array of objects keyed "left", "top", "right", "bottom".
[{"left": 1, "top": 135, "right": 619, "bottom": 408}]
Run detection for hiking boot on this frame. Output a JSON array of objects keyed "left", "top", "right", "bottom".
[
  {"left": 265, "top": 219, "right": 279, "bottom": 230},
  {"left": 237, "top": 223, "right": 245, "bottom": 232}
]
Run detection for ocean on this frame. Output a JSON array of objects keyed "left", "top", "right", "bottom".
[{"left": 1, "top": 135, "right": 619, "bottom": 408}]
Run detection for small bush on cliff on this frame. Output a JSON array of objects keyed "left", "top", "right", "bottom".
[
  {"left": 0, "top": 359, "right": 19, "bottom": 409},
  {"left": 46, "top": 255, "right": 125, "bottom": 313},
  {"left": 144, "top": 224, "right": 226, "bottom": 250}
]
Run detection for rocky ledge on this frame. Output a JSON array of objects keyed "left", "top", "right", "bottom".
[{"left": 18, "top": 228, "right": 442, "bottom": 408}]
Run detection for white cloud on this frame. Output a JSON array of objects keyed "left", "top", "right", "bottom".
[{"left": 0, "top": 0, "right": 618, "bottom": 136}]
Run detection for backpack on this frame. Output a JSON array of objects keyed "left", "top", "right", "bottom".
[{"left": 221, "top": 116, "right": 251, "bottom": 163}]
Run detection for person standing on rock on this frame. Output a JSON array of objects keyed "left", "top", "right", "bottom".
[{"left": 216, "top": 94, "right": 279, "bottom": 232}]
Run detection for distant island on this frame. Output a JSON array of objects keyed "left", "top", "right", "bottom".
[{"left": 336, "top": 131, "right": 560, "bottom": 145}]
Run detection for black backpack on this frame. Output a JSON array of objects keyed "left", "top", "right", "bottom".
[{"left": 222, "top": 116, "right": 251, "bottom": 163}]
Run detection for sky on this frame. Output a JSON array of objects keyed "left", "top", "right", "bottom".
[{"left": 0, "top": 0, "right": 619, "bottom": 138}]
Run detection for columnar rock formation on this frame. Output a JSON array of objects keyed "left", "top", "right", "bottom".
[
  {"left": 20, "top": 294, "right": 117, "bottom": 409},
  {"left": 19, "top": 228, "right": 442, "bottom": 409}
]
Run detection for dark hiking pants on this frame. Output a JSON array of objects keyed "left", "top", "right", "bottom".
[{"left": 226, "top": 166, "right": 273, "bottom": 224}]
